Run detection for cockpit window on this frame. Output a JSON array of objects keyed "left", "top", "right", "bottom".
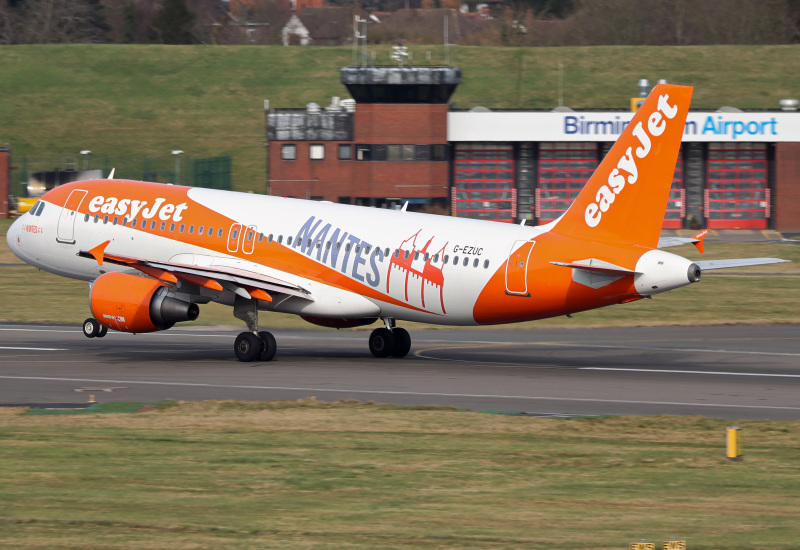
[{"left": 30, "top": 201, "right": 45, "bottom": 216}]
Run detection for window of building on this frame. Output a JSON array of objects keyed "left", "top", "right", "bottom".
[
  {"left": 281, "top": 144, "right": 297, "bottom": 161},
  {"left": 310, "top": 144, "right": 325, "bottom": 160},
  {"left": 338, "top": 144, "right": 352, "bottom": 160}
]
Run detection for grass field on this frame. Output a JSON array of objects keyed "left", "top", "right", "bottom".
[
  {"left": 1, "top": 400, "right": 799, "bottom": 549},
  {"left": 2, "top": 44, "right": 799, "bottom": 193}
]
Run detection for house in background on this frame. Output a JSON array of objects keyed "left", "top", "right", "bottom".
[{"left": 281, "top": 6, "right": 354, "bottom": 46}]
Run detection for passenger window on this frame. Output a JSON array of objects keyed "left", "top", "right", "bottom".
[
  {"left": 463, "top": 257, "right": 469, "bottom": 267},
  {"left": 150, "top": 221, "right": 156, "bottom": 230},
  {"left": 287, "top": 236, "right": 293, "bottom": 245},
  {"left": 384, "top": 248, "right": 390, "bottom": 257},
  {"left": 170, "top": 223, "right": 175, "bottom": 232},
  {"left": 207, "top": 227, "right": 213, "bottom": 236},
  {"left": 189, "top": 225, "right": 194, "bottom": 234},
  {"left": 84, "top": 213, "right": 90, "bottom": 222},
  {"left": 404, "top": 250, "right": 410, "bottom": 259},
  {"left": 326, "top": 241, "right": 331, "bottom": 250},
  {"left": 443, "top": 255, "right": 449, "bottom": 263},
  {"left": 453, "top": 256, "right": 459, "bottom": 265},
  {"left": 483, "top": 259, "right": 490, "bottom": 269},
  {"left": 232, "top": 229, "right": 238, "bottom": 239},
  {"left": 316, "top": 241, "right": 322, "bottom": 249},
  {"left": 307, "top": 239, "right": 312, "bottom": 248},
  {"left": 414, "top": 251, "right": 419, "bottom": 260},
  {"left": 131, "top": 219, "right": 137, "bottom": 228},
  {"left": 355, "top": 245, "right": 361, "bottom": 253},
  {"left": 198, "top": 225, "right": 204, "bottom": 234},
  {"left": 473, "top": 258, "right": 479, "bottom": 268},
  {"left": 268, "top": 234, "right": 273, "bottom": 243},
  {"left": 424, "top": 253, "right": 429, "bottom": 261},
  {"left": 160, "top": 222, "right": 166, "bottom": 231},
  {"left": 345, "top": 243, "right": 351, "bottom": 252},
  {"left": 394, "top": 250, "right": 400, "bottom": 258},
  {"left": 122, "top": 217, "right": 128, "bottom": 226},
  {"left": 258, "top": 233, "right": 263, "bottom": 242},
  {"left": 364, "top": 246, "right": 370, "bottom": 254},
  {"left": 94, "top": 214, "right": 99, "bottom": 223},
  {"left": 103, "top": 215, "right": 109, "bottom": 224},
  {"left": 277, "top": 235, "right": 283, "bottom": 244},
  {"left": 217, "top": 228, "right": 223, "bottom": 238},
  {"left": 433, "top": 254, "right": 439, "bottom": 262},
  {"left": 179, "top": 224, "right": 184, "bottom": 233},
  {"left": 113, "top": 217, "right": 118, "bottom": 225}
]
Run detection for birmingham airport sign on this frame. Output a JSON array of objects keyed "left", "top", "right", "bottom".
[{"left": 447, "top": 111, "right": 800, "bottom": 143}]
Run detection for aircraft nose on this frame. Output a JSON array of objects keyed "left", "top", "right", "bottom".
[{"left": 6, "top": 217, "right": 25, "bottom": 260}]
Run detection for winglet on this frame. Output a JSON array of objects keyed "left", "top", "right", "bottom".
[
  {"left": 87, "top": 240, "right": 111, "bottom": 266},
  {"left": 692, "top": 229, "right": 709, "bottom": 254},
  {"left": 108, "top": 168, "right": 116, "bottom": 179}
]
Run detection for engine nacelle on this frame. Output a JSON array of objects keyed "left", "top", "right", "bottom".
[
  {"left": 301, "top": 316, "right": 378, "bottom": 329},
  {"left": 90, "top": 272, "right": 199, "bottom": 333}
]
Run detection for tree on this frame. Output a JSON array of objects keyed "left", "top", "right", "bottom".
[{"left": 150, "top": 0, "right": 197, "bottom": 44}]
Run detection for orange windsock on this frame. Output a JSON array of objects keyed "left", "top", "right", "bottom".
[{"left": 554, "top": 84, "right": 693, "bottom": 249}]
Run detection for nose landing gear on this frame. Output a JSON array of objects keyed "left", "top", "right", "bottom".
[{"left": 368, "top": 318, "right": 411, "bottom": 358}]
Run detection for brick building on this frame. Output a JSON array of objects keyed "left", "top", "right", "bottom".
[
  {"left": 266, "top": 66, "right": 800, "bottom": 231},
  {"left": 267, "top": 66, "right": 458, "bottom": 210}
]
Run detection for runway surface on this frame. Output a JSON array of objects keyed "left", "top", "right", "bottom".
[{"left": 1, "top": 323, "right": 799, "bottom": 420}]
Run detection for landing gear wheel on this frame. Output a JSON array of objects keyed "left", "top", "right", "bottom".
[
  {"left": 369, "top": 328, "right": 395, "bottom": 358},
  {"left": 234, "top": 332, "right": 261, "bottom": 362},
  {"left": 96, "top": 326, "right": 108, "bottom": 338},
  {"left": 82, "top": 318, "right": 101, "bottom": 339},
  {"left": 258, "top": 331, "right": 277, "bottom": 362},
  {"left": 391, "top": 327, "right": 411, "bottom": 358}
]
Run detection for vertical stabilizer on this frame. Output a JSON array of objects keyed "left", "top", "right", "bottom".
[{"left": 553, "top": 84, "right": 693, "bottom": 248}]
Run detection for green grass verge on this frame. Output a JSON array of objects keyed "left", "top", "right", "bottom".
[
  {"left": 2, "top": 44, "right": 799, "bottom": 193},
  {"left": 1, "top": 400, "right": 799, "bottom": 549}
]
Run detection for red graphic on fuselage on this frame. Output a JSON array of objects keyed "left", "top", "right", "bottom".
[{"left": 387, "top": 230, "right": 447, "bottom": 314}]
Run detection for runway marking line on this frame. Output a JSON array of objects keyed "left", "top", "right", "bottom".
[
  {"left": 1, "top": 375, "right": 799, "bottom": 412},
  {"left": 0, "top": 346, "right": 68, "bottom": 351}
]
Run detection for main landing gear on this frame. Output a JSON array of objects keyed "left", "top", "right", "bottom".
[
  {"left": 82, "top": 318, "right": 108, "bottom": 338},
  {"left": 233, "top": 295, "right": 276, "bottom": 362},
  {"left": 368, "top": 318, "right": 411, "bottom": 359}
]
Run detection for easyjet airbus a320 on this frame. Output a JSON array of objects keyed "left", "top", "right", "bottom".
[{"left": 7, "top": 85, "right": 788, "bottom": 361}]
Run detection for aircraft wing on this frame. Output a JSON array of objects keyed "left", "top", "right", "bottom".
[
  {"left": 78, "top": 241, "right": 312, "bottom": 302},
  {"left": 695, "top": 258, "right": 790, "bottom": 271},
  {"left": 658, "top": 230, "right": 709, "bottom": 253}
]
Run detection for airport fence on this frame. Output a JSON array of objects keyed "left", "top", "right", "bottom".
[{"left": 13, "top": 154, "right": 232, "bottom": 197}]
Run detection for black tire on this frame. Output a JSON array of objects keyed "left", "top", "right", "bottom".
[
  {"left": 391, "top": 327, "right": 411, "bottom": 358},
  {"left": 96, "top": 325, "right": 108, "bottom": 338},
  {"left": 82, "top": 318, "right": 100, "bottom": 339},
  {"left": 369, "top": 328, "right": 395, "bottom": 358},
  {"left": 258, "top": 331, "right": 277, "bottom": 362},
  {"left": 234, "top": 332, "right": 261, "bottom": 362}
]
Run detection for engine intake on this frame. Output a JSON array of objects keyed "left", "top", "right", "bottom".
[{"left": 90, "top": 272, "right": 199, "bottom": 333}]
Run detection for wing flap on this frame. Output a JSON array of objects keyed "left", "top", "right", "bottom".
[{"left": 78, "top": 247, "right": 312, "bottom": 301}]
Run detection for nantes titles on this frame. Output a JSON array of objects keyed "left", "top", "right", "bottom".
[{"left": 293, "top": 216, "right": 383, "bottom": 288}]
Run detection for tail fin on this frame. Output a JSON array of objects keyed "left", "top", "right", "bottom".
[{"left": 554, "top": 84, "right": 693, "bottom": 248}]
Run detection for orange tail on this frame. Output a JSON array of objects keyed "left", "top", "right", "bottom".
[{"left": 553, "top": 84, "right": 693, "bottom": 248}]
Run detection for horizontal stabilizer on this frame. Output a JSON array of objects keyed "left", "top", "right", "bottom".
[
  {"left": 696, "top": 258, "right": 789, "bottom": 271},
  {"left": 551, "top": 259, "right": 636, "bottom": 275}
]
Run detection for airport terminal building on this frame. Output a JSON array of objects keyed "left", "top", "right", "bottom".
[{"left": 266, "top": 66, "right": 800, "bottom": 232}]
